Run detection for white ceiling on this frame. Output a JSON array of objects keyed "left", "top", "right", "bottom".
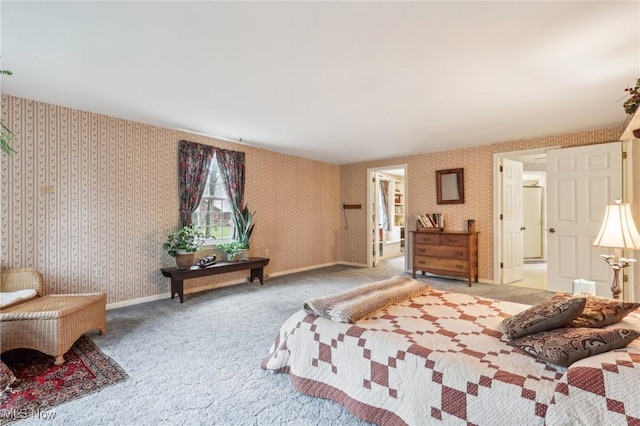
[{"left": 1, "top": 1, "right": 639, "bottom": 165}]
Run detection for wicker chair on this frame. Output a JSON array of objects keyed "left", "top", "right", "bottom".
[
  {"left": 1, "top": 268, "right": 107, "bottom": 365},
  {"left": 1, "top": 268, "right": 45, "bottom": 298}
]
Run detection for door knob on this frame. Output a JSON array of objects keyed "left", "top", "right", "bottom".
[
  {"left": 549, "top": 228, "right": 555, "bottom": 233},
  {"left": 520, "top": 227, "right": 526, "bottom": 231}
]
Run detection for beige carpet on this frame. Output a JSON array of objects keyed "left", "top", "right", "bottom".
[{"left": 13, "top": 259, "right": 552, "bottom": 425}]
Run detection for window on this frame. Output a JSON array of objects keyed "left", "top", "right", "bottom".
[{"left": 191, "top": 154, "right": 234, "bottom": 241}]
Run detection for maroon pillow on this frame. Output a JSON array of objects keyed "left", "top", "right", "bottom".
[
  {"left": 500, "top": 297, "right": 586, "bottom": 340},
  {"left": 509, "top": 327, "right": 639, "bottom": 367},
  {"left": 552, "top": 294, "right": 640, "bottom": 328}
]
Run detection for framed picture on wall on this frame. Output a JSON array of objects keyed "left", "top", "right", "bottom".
[{"left": 436, "top": 168, "right": 464, "bottom": 204}]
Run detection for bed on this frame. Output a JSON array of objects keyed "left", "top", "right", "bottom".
[{"left": 261, "top": 284, "right": 640, "bottom": 425}]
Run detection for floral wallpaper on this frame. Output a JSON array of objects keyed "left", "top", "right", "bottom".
[
  {"left": 338, "top": 127, "right": 628, "bottom": 285},
  {"left": 1, "top": 95, "right": 340, "bottom": 305},
  {"left": 1, "top": 93, "right": 635, "bottom": 305}
]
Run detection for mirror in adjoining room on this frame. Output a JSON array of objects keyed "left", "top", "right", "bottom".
[{"left": 436, "top": 168, "right": 464, "bottom": 204}]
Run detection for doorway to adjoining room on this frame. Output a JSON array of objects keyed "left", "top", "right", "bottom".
[
  {"left": 367, "top": 165, "right": 407, "bottom": 271},
  {"left": 494, "top": 148, "right": 549, "bottom": 291}
]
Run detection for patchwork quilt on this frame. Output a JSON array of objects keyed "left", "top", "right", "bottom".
[{"left": 261, "top": 290, "right": 640, "bottom": 425}]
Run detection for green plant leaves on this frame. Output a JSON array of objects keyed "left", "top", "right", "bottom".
[
  {"left": 163, "top": 224, "right": 205, "bottom": 257},
  {"left": 232, "top": 203, "right": 255, "bottom": 249},
  {"left": 623, "top": 78, "right": 640, "bottom": 115}
]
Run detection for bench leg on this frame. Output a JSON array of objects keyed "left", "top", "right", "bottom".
[
  {"left": 171, "top": 277, "right": 185, "bottom": 303},
  {"left": 249, "top": 267, "right": 264, "bottom": 285},
  {"left": 54, "top": 354, "right": 65, "bottom": 365}
]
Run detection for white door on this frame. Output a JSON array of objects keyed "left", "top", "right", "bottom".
[
  {"left": 523, "top": 186, "right": 543, "bottom": 258},
  {"left": 371, "top": 172, "right": 380, "bottom": 267},
  {"left": 501, "top": 159, "right": 524, "bottom": 284},
  {"left": 546, "top": 142, "right": 622, "bottom": 295}
]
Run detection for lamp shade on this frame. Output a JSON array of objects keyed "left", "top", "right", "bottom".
[{"left": 593, "top": 200, "right": 640, "bottom": 250}]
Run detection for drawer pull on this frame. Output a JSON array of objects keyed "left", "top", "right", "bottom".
[
  {"left": 449, "top": 238, "right": 458, "bottom": 243},
  {"left": 418, "top": 260, "right": 426, "bottom": 265},
  {"left": 418, "top": 248, "right": 426, "bottom": 253},
  {"left": 455, "top": 264, "right": 464, "bottom": 269},
  {"left": 456, "top": 251, "right": 464, "bottom": 256}
]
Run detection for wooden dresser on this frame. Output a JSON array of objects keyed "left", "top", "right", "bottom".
[{"left": 411, "top": 230, "right": 479, "bottom": 286}]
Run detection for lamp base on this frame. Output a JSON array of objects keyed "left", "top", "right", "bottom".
[
  {"left": 600, "top": 249, "right": 634, "bottom": 299},
  {"left": 610, "top": 268, "right": 622, "bottom": 299}
]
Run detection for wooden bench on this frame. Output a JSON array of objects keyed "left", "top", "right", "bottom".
[{"left": 161, "top": 257, "right": 270, "bottom": 303}]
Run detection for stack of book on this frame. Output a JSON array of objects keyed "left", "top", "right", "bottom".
[{"left": 416, "top": 213, "right": 443, "bottom": 229}]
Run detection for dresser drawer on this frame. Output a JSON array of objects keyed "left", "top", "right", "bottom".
[
  {"left": 411, "top": 230, "right": 478, "bottom": 286},
  {"left": 415, "top": 256, "right": 469, "bottom": 273},
  {"left": 414, "top": 245, "right": 468, "bottom": 260},
  {"left": 440, "top": 234, "right": 468, "bottom": 246},
  {"left": 414, "top": 233, "right": 440, "bottom": 245}
]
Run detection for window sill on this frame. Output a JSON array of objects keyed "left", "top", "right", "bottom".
[{"left": 201, "top": 240, "right": 234, "bottom": 249}]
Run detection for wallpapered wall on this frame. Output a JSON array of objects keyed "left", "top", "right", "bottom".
[
  {"left": 339, "top": 126, "right": 627, "bottom": 284},
  {"left": 2, "top": 94, "right": 635, "bottom": 305},
  {"left": 1, "top": 95, "right": 341, "bottom": 305}
]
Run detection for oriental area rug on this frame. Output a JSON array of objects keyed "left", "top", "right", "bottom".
[{"left": 0, "top": 336, "right": 128, "bottom": 425}]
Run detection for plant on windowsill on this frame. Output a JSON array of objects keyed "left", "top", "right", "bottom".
[
  {"left": 232, "top": 203, "right": 256, "bottom": 261},
  {"left": 217, "top": 241, "right": 242, "bottom": 262},
  {"left": 623, "top": 78, "right": 640, "bottom": 115},
  {"left": 163, "top": 224, "right": 206, "bottom": 269}
]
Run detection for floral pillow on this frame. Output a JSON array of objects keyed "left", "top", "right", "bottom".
[
  {"left": 509, "top": 327, "right": 639, "bottom": 366},
  {"left": 552, "top": 294, "right": 640, "bottom": 328},
  {"left": 501, "top": 297, "right": 586, "bottom": 340}
]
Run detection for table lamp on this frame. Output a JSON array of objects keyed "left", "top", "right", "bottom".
[{"left": 592, "top": 200, "right": 640, "bottom": 299}]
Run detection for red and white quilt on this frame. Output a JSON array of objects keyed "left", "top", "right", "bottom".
[{"left": 262, "top": 289, "right": 640, "bottom": 425}]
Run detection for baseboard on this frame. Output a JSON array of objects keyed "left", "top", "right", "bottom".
[
  {"left": 107, "top": 293, "right": 170, "bottom": 310},
  {"left": 269, "top": 262, "right": 339, "bottom": 277},
  {"left": 336, "top": 261, "right": 368, "bottom": 267},
  {"left": 106, "top": 261, "right": 367, "bottom": 309},
  {"left": 107, "top": 262, "right": 492, "bottom": 310},
  {"left": 106, "top": 278, "right": 248, "bottom": 310}
]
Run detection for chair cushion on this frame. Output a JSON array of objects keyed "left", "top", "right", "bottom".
[{"left": 0, "top": 289, "right": 38, "bottom": 309}]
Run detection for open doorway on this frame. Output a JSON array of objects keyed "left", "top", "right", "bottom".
[
  {"left": 495, "top": 143, "right": 628, "bottom": 296},
  {"left": 367, "top": 165, "right": 407, "bottom": 271},
  {"left": 493, "top": 148, "right": 553, "bottom": 290}
]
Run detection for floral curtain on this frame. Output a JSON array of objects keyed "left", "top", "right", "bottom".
[
  {"left": 178, "top": 140, "right": 215, "bottom": 226},
  {"left": 215, "top": 147, "right": 246, "bottom": 216},
  {"left": 380, "top": 179, "right": 390, "bottom": 231}
]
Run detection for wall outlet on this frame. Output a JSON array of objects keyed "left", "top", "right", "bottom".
[{"left": 93, "top": 267, "right": 103, "bottom": 278}]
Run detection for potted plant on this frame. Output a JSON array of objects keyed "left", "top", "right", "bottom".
[
  {"left": 217, "top": 241, "right": 242, "bottom": 262},
  {"left": 623, "top": 78, "right": 640, "bottom": 115},
  {"left": 232, "top": 203, "right": 255, "bottom": 261},
  {"left": 163, "top": 224, "right": 205, "bottom": 269}
]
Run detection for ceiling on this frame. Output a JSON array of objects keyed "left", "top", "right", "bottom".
[{"left": 1, "top": 1, "right": 639, "bottom": 165}]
